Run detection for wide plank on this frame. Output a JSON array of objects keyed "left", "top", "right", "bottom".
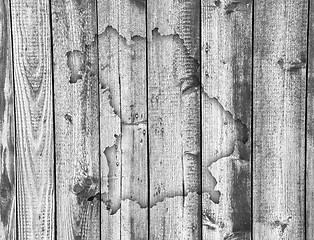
[
  {"left": 97, "top": 0, "right": 148, "bottom": 239},
  {"left": 51, "top": 0, "right": 100, "bottom": 239},
  {"left": 0, "top": 0, "right": 16, "bottom": 238},
  {"left": 147, "top": 0, "right": 202, "bottom": 238},
  {"left": 253, "top": 0, "right": 307, "bottom": 239},
  {"left": 10, "top": 0, "right": 55, "bottom": 238},
  {"left": 201, "top": 0, "right": 252, "bottom": 239}
]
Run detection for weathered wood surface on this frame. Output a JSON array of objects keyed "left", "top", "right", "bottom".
[
  {"left": 201, "top": 0, "right": 252, "bottom": 239},
  {"left": 51, "top": 0, "right": 100, "bottom": 239},
  {"left": 253, "top": 0, "right": 308, "bottom": 239},
  {"left": 0, "top": 0, "right": 15, "bottom": 239},
  {"left": 10, "top": 0, "right": 55, "bottom": 239},
  {"left": 148, "top": 0, "right": 201, "bottom": 239},
  {"left": 98, "top": 0, "right": 148, "bottom": 239},
  {"left": 1, "top": 0, "right": 314, "bottom": 239},
  {"left": 201, "top": 1, "right": 252, "bottom": 239},
  {"left": 307, "top": 0, "right": 314, "bottom": 238}
]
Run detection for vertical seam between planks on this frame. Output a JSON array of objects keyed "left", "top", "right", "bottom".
[
  {"left": 117, "top": 7, "right": 122, "bottom": 240},
  {"left": 8, "top": 0, "right": 18, "bottom": 238},
  {"left": 145, "top": 0, "right": 150, "bottom": 238},
  {"left": 251, "top": 0, "right": 254, "bottom": 239},
  {"left": 95, "top": 0, "right": 101, "bottom": 239},
  {"left": 199, "top": 0, "right": 202, "bottom": 238},
  {"left": 47, "top": 0, "right": 57, "bottom": 238},
  {"left": 305, "top": 0, "right": 310, "bottom": 238}
]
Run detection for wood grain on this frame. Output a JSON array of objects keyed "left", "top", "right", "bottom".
[
  {"left": 147, "top": 0, "right": 201, "bottom": 238},
  {"left": 2, "top": 0, "right": 312, "bottom": 239},
  {"left": 201, "top": 0, "right": 252, "bottom": 239},
  {"left": 10, "top": 0, "right": 55, "bottom": 239},
  {"left": 51, "top": 0, "right": 100, "bottom": 239},
  {"left": 253, "top": 0, "right": 308, "bottom": 239},
  {"left": 98, "top": 0, "right": 148, "bottom": 239},
  {"left": 307, "top": 0, "right": 314, "bottom": 238},
  {"left": 0, "top": 0, "right": 16, "bottom": 239}
]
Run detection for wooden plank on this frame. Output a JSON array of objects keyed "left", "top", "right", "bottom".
[
  {"left": 0, "top": 0, "right": 16, "bottom": 238},
  {"left": 253, "top": 0, "right": 307, "bottom": 239},
  {"left": 51, "top": 0, "right": 100, "bottom": 239},
  {"left": 201, "top": 0, "right": 252, "bottom": 239},
  {"left": 10, "top": 0, "right": 55, "bottom": 238},
  {"left": 147, "top": 0, "right": 201, "bottom": 238},
  {"left": 98, "top": 0, "right": 148, "bottom": 239},
  {"left": 98, "top": 25, "right": 121, "bottom": 239},
  {"left": 307, "top": 0, "right": 314, "bottom": 238}
]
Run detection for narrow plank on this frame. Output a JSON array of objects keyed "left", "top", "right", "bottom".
[
  {"left": 307, "top": 0, "right": 314, "bottom": 238},
  {"left": 0, "top": 0, "right": 16, "bottom": 238},
  {"left": 97, "top": 0, "right": 148, "bottom": 239},
  {"left": 147, "top": 0, "right": 202, "bottom": 238},
  {"left": 201, "top": 0, "right": 252, "bottom": 239},
  {"left": 253, "top": 0, "right": 308, "bottom": 239},
  {"left": 10, "top": 0, "right": 55, "bottom": 238},
  {"left": 51, "top": 0, "right": 100, "bottom": 239}
]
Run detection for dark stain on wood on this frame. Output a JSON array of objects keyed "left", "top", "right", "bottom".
[
  {"left": 225, "top": 0, "right": 252, "bottom": 14},
  {"left": 130, "top": 0, "right": 146, "bottom": 8},
  {"left": 64, "top": 113, "right": 73, "bottom": 124},
  {"left": 273, "top": 217, "right": 292, "bottom": 235},
  {"left": 225, "top": 2, "right": 240, "bottom": 14},
  {"left": 0, "top": 163, "right": 12, "bottom": 226},
  {"left": 232, "top": 47, "right": 252, "bottom": 126},
  {"left": 232, "top": 80, "right": 251, "bottom": 126},
  {"left": 237, "top": 142, "right": 249, "bottom": 161},
  {"left": 87, "top": 192, "right": 100, "bottom": 201},
  {"left": 235, "top": 119, "right": 249, "bottom": 143},
  {"left": 0, "top": 0, "right": 8, "bottom": 121},
  {"left": 277, "top": 57, "right": 307, "bottom": 72},
  {"left": 73, "top": 176, "right": 98, "bottom": 205},
  {"left": 230, "top": 161, "right": 251, "bottom": 234},
  {"left": 214, "top": 0, "right": 221, "bottom": 7}
]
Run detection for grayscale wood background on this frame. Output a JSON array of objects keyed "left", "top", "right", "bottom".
[{"left": 0, "top": 0, "right": 312, "bottom": 239}]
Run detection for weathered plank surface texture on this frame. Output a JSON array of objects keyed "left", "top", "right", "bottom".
[
  {"left": 253, "top": 0, "right": 308, "bottom": 239},
  {"left": 307, "top": 0, "right": 314, "bottom": 238},
  {"left": 0, "top": 0, "right": 15, "bottom": 239},
  {"left": 10, "top": 0, "right": 55, "bottom": 239},
  {"left": 201, "top": 0, "right": 252, "bottom": 239},
  {"left": 1, "top": 0, "right": 314, "bottom": 239},
  {"left": 98, "top": 0, "right": 148, "bottom": 239},
  {"left": 51, "top": 0, "right": 100, "bottom": 239},
  {"left": 148, "top": 0, "right": 201, "bottom": 239}
]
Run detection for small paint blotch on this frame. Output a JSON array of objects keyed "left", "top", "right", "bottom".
[
  {"left": 64, "top": 114, "right": 73, "bottom": 124},
  {"left": 205, "top": 43, "right": 209, "bottom": 53},
  {"left": 278, "top": 58, "right": 306, "bottom": 72},
  {"left": 214, "top": 0, "right": 221, "bottom": 7},
  {"left": 130, "top": 0, "right": 146, "bottom": 8},
  {"left": 225, "top": 2, "right": 240, "bottom": 14},
  {"left": 273, "top": 217, "right": 292, "bottom": 235}
]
